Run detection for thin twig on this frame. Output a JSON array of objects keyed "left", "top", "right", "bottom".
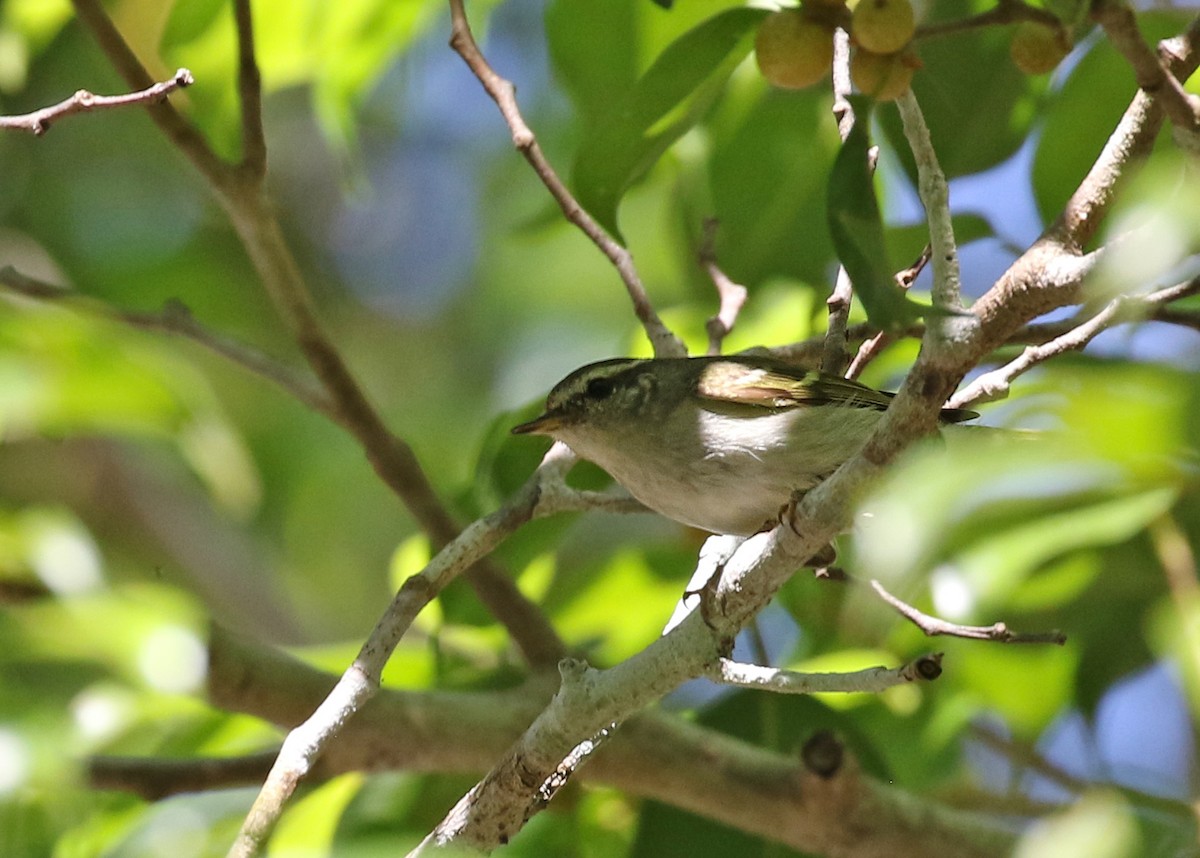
[
  {"left": 0, "top": 267, "right": 334, "bottom": 417},
  {"left": 823, "top": 29, "right": 858, "bottom": 376},
  {"left": 445, "top": 0, "right": 684, "bottom": 358},
  {"left": 709, "top": 653, "right": 943, "bottom": 694},
  {"left": 895, "top": 91, "right": 964, "bottom": 315},
  {"left": 845, "top": 332, "right": 892, "bottom": 380},
  {"left": 698, "top": 219, "right": 748, "bottom": 355},
  {"left": 71, "top": 0, "right": 567, "bottom": 670},
  {"left": 951, "top": 273, "right": 1199, "bottom": 408},
  {"left": 1094, "top": 1, "right": 1200, "bottom": 138},
  {"left": 844, "top": 247, "right": 931, "bottom": 379},
  {"left": 0, "top": 68, "right": 193, "bottom": 136},
  {"left": 228, "top": 444, "right": 596, "bottom": 857},
  {"left": 233, "top": 0, "right": 267, "bottom": 176},
  {"left": 915, "top": 0, "right": 1063, "bottom": 41},
  {"left": 1048, "top": 17, "right": 1200, "bottom": 252},
  {"left": 90, "top": 751, "right": 279, "bottom": 800},
  {"left": 70, "top": 1, "right": 230, "bottom": 188},
  {"left": 871, "top": 580, "right": 1067, "bottom": 644}
]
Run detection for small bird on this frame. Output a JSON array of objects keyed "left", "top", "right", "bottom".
[{"left": 513, "top": 355, "right": 976, "bottom": 536}]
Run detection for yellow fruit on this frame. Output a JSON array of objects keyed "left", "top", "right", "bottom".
[
  {"left": 851, "top": 0, "right": 915, "bottom": 55},
  {"left": 1010, "top": 21, "right": 1071, "bottom": 75},
  {"left": 755, "top": 10, "right": 835, "bottom": 90},
  {"left": 850, "top": 49, "right": 915, "bottom": 101}
]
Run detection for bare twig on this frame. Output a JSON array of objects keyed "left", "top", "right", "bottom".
[
  {"left": 200, "top": 632, "right": 1016, "bottom": 857},
  {"left": 897, "top": 245, "right": 933, "bottom": 290},
  {"left": 698, "top": 219, "right": 748, "bottom": 355},
  {"left": 709, "top": 653, "right": 943, "bottom": 694},
  {"left": 844, "top": 247, "right": 931, "bottom": 379},
  {"left": 830, "top": 29, "right": 856, "bottom": 143},
  {"left": 1093, "top": 2, "right": 1200, "bottom": 138},
  {"left": 0, "top": 68, "right": 193, "bottom": 136},
  {"left": 71, "top": 0, "right": 566, "bottom": 669},
  {"left": 951, "top": 273, "right": 1198, "bottom": 408},
  {"left": 0, "top": 267, "right": 334, "bottom": 418},
  {"left": 965, "top": 19, "right": 1200, "bottom": 370},
  {"left": 1049, "top": 17, "right": 1200, "bottom": 253},
  {"left": 229, "top": 444, "right": 600, "bottom": 857},
  {"left": 445, "top": 0, "right": 684, "bottom": 358},
  {"left": 895, "top": 92, "right": 964, "bottom": 315},
  {"left": 90, "top": 751, "right": 278, "bottom": 800},
  {"left": 70, "top": 1, "right": 229, "bottom": 188},
  {"left": 845, "top": 332, "right": 892, "bottom": 380},
  {"left": 823, "top": 29, "right": 858, "bottom": 376},
  {"left": 871, "top": 580, "right": 1067, "bottom": 645},
  {"left": 233, "top": 0, "right": 267, "bottom": 176},
  {"left": 915, "top": 0, "right": 1063, "bottom": 41}
]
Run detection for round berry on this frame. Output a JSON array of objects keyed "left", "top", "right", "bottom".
[
  {"left": 850, "top": 48, "right": 916, "bottom": 101},
  {"left": 1010, "top": 21, "right": 1071, "bottom": 75},
  {"left": 755, "top": 10, "right": 836, "bottom": 90}
]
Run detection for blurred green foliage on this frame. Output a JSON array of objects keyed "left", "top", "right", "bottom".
[{"left": 0, "top": 0, "right": 1197, "bottom": 855}]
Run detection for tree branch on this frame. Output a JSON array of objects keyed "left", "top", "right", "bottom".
[
  {"left": 697, "top": 219, "right": 748, "bottom": 355},
  {"left": 0, "top": 267, "right": 334, "bottom": 418},
  {"left": 90, "top": 751, "right": 279, "bottom": 800},
  {"left": 823, "top": 29, "right": 861, "bottom": 376},
  {"left": 199, "top": 631, "right": 1015, "bottom": 858},
  {"left": 895, "top": 91, "right": 964, "bottom": 314},
  {"left": 69, "top": 0, "right": 565, "bottom": 669},
  {"left": 233, "top": 0, "right": 267, "bottom": 177},
  {"left": 871, "top": 581, "right": 1067, "bottom": 645},
  {"left": 951, "top": 272, "right": 1198, "bottom": 408},
  {"left": 1093, "top": 2, "right": 1200, "bottom": 140},
  {"left": 445, "top": 0, "right": 684, "bottom": 358},
  {"left": 967, "top": 16, "right": 1200, "bottom": 370},
  {"left": 709, "top": 653, "right": 944, "bottom": 693},
  {"left": 915, "top": 0, "right": 1064, "bottom": 41},
  {"left": 227, "top": 444, "right": 628, "bottom": 855},
  {"left": 0, "top": 68, "right": 193, "bottom": 135},
  {"left": 69, "top": 0, "right": 232, "bottom": 191}
]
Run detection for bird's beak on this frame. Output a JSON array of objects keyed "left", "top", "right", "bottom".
[{"left": 511, "top": 410, "right": 564, "bottom": 436}]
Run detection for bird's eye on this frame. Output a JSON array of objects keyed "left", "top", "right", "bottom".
[{"left": 585, "top": 377, "right": 614, "bottom": 399}]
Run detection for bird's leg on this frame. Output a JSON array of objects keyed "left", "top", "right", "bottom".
[{"left": 777, "top": 490, "right": 838, "bottom": 567}]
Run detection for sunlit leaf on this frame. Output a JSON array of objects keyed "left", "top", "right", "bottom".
[
  {"left": 571, "top": 7, "right": 766, "bottom": 240},
  {"left": 273, "top": 772, "right": 365, "bottom": 853},
  {"left": 1013, "top": 791, "right": 1140, "bottom": 858},
  {"left": 957, "top": 642, "right": 1079, "bottom": 735}
]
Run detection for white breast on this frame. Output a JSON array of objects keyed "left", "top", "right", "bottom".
[{"left": 560, "top": 404, "right": 885, "bottom": 536}]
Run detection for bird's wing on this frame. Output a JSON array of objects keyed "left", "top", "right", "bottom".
[
  {"left": 695, "top": 358, "right": 979, "bottom": 423},
  {"left": 695, "top": 360, "right": 894, "bottom": 412}
]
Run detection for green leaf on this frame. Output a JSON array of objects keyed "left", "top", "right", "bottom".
[
  {"left": 884, "top": 212, "right": 994, "bottom": 270},
  {"left": 827, "top": 96, "right": 926, "bottom": 331},
  {"left": 957, "top": 485, "right": 1178, "bottom": 606},
  {"left": 708, "top": 89, "right": 841, "bottom": 286},
  {"left": 571, "top": 7, "right": 767, "bottom": 240},
  {"left": 546, "top": 0, "right": 639, "bottom": 125},
  {"left": 1033, "top": 12, "right": 1192, "bottom": 225}
]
